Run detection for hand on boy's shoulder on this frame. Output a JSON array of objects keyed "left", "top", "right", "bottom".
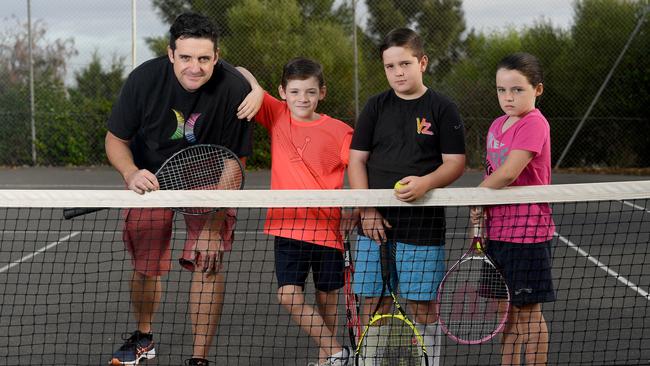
[{"left": 236, "top": 85, "right": 265, "bottom": 121}]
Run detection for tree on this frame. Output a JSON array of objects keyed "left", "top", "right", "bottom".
[
  {"left": 0, "top": 17, "right": 77, "bottom": 165},
  {"left": 64, "top": 53, "right": 127, "bottom": 165},
  {"left": 558, "top": 0, "right": 649, "bottom": 167},
  {"left": 364, "top": 0, "right": 465, "bottom": 79}
]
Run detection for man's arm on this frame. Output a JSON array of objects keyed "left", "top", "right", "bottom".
[
  {"left": 105, "top": 131, "right": 158, "bottom": 194},
  {"left": 394, "top": 153, "right": 466, "bottom": 202}
]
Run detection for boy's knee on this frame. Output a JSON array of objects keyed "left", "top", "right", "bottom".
[{"left": 277, "top": 286, "right": 303, "bottom": 307}]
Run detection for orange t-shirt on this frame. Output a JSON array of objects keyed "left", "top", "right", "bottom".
[{"left": 255, "top": 92, "right": 353, "bottom": 249}]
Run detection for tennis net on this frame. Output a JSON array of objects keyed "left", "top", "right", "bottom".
[{"left": 1, "top": 181, "right": 649, "bottom": 365}]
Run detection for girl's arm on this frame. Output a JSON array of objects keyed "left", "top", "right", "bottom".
[
  {"left": 235, "top": 66, "right": 264, "bottom": 121},
  {"left": 480, "top": 149, "right": 534, "bottom": 189}
]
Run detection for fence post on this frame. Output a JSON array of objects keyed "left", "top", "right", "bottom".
[{"left": 27, "top": 0, "right": 36, "bottom": 165}]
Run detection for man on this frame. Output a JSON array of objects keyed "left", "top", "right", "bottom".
[{"left": 105, "top": 12, "right": 257, "bottom": 366}]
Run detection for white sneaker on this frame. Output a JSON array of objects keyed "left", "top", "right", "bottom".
[{"left": 320, "top": 346, "right": 350, "bottom": 366}]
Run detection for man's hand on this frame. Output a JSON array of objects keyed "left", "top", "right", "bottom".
[
  {"left": 194, "top": 212, "right": 228, "bottom": 275},
  {"left": 194, "top": 233, "right": 224, "bottom": 276},
  {"left": 360, "top": 207, "right": 391, "bottom": 244},
  {"left": 124, "top": 169, "right": 159, "bottom": 195}
]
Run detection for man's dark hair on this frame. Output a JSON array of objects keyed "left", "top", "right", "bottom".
[
  {"left": 169, "top": 12, "right": 219, "bottom": 51},
  {"left": 281, "top": 57, "right": 325, "bottom": 89},
  {"left": 379, "top": 28, "right": 425, "bottom": 60}
]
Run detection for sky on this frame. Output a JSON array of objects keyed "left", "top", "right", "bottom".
[{"left": 2, "top": 0, "right": 575, "bottom": 82}]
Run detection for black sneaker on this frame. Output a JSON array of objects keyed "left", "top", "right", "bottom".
[
  {"left": 109, "top": 330, "right": 156, "bottom": 365},
  {"left": 185, "top": 358, "right": 210, "bottom": 366}
]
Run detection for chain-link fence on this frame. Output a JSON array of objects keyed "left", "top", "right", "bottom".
[{"left": 1, "top": 0, "right": 648, "bottom": 169}]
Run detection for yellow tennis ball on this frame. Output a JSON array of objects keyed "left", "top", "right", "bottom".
[{"left": 394, "top": 181, "right": 406, "bottom": 190}]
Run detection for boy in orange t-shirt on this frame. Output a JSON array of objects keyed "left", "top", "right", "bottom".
[{"left": 237, "top": 58, "right": 353, "bottom": 366}]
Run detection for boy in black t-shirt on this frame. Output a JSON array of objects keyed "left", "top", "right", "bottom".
[
  {"left": 348, "top": 28, "right": 466, "bottom": 366},
  {"left": 105, "top": 13, "right": 259, "bottom": 366}
]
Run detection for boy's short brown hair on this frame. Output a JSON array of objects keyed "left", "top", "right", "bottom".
[{"left": 379, "top": 28, "right": 425, "bottom": 60}]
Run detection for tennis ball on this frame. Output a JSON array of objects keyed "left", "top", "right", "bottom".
[
  {"left": 394, "top": 181, "right": 406, "bottom": 190},
  {"left": 474, "top": 241, "right": 484, "bottom": 253}
]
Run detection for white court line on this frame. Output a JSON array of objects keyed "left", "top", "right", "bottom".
[
  {"left": 555, "top": 232, "right": 650, "bottom": 301},
  {"left": 0, "top": 232, "right": 81, "bottom": 273},
  {"left": 621, "top": 200, "right": 650, "bottom": 214}
]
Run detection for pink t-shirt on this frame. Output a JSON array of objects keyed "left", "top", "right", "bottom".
[{"left": 484, "top": 109, "right": 555, "bottom": 243}]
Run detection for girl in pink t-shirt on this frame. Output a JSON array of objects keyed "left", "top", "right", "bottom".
[{"left": 472, "top": 53, "right": 555, "bottom": 365}]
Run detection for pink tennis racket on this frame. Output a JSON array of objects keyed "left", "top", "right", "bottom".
[{"left": 436, "top": 219, "right": 511, "bottom": 344}]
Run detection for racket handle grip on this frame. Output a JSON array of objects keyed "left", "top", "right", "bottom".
[
  {"left": 63, "top": 207, "right": 105, "bottom": 220},
  {"left": 379, "top": 242, "right": 391, "bottom": 282}
]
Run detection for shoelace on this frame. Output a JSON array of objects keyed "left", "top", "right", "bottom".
[{"left": 117, "top": 332, "right": 147, "bottom": 351}]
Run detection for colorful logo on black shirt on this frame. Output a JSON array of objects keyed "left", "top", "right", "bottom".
[
  {"left": 170, "top": 109, "right": 200, "bottom": 142},
  {"left": 416, "top": 117, "right": 433, "bottom": 135}
]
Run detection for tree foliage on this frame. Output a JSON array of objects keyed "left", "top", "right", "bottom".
[
  {"left": 0, "top": 19, "right": 125, "bottom": 165},
  {"left": 436, "top": 0, "right": 648, "bottom": 167},
  {"left": 0, "top": 0, "right": 646, "bottom": 169}
]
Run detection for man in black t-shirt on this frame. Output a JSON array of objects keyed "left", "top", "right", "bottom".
[
  {"left": 105, "top": 13, "right": 260, "bottom": 366},
  {"left": 349, "top": 28, "right": 466, "bottom": 366}
]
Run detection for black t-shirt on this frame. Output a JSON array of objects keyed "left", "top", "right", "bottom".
[
  {"left": 351, "top": 88, "right": 465, "bottom": 245},
  {"left": 108, "top": 57, "right": 254, "bottom": 172}
]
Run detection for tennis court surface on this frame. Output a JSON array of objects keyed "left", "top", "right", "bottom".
[{"left": 0, "top": 179, "right": 649, "bottom": 365}]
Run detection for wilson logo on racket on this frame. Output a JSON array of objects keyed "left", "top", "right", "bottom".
[
  {"left": 171, "top": 109, "right": 200, "bottom": 142},
  {"left": 450, "top": 284, "right": 500, "bottom": 321}
]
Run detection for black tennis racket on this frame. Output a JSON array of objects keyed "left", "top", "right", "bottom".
[
  {"left": 355, "top": 241, "right": 428, "bottom": 366},
  {"left": 436, "top": 216, "right": 510, "bottom": 344},
  {"left": 63, "top": 144, "right": 245, "bottom": 219},
  {"left": 343, "top": 231, "right": 362, "bottom": 351}
]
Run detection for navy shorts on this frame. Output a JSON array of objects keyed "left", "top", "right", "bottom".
[
  {"left": 485, "top": 240, "right": 556, "bottom": 307},
  {"left": 274, "top": 236, "right": 345, "bottom": 292}
]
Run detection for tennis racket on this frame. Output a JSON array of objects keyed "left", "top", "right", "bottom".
[
  {"left": 436, "top": 216, "right": 510, "bottom": 344},
  {"left": 343, "top": 231, "right": 362, "bottom": 351},
  {"left": 355, "top": 241, "right": 428, "bottom": 366},
  {"left": 63, "top": 144, "right": 245, "bottom": 219}
]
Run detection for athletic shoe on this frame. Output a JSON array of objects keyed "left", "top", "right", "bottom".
[
  {"left": 184, "top": 358, "right": 210, "bottom": 366},
  {"left": 109, "top": 330, "right": 156, "bottom": 365},
  {"left": 320, "top": 346, "right": 350, "bottom": 366}
]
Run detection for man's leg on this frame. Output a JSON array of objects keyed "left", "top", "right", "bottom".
[
  {"left": 190, "top": 270, "right": 226, "bottom": 359},
  {"left": 111, "top": 208, "right": 172, "bottom": 365},
  {"left": 131, "top": 272, "right": 162, "bottom": 333}
]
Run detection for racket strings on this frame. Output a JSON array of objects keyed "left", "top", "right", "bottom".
[
  {"left": 362, "top": 317, "right": 424, "bottom": 366},
  {"left": 155, "top": 145, "right": 244, "bottom": 215},
  {"left": 438, "top": 257, "right": 509, "bottom": 343}
]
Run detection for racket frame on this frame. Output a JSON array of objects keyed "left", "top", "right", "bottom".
[
  {"left": 355, "top": 241, "right": 429, "bottom": 365},
  {"left": 62, "top": 144, "right": 244, "bottom": 219},
  {"left": 436, "top": 221, "right": 511, "bottom": 345}
]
